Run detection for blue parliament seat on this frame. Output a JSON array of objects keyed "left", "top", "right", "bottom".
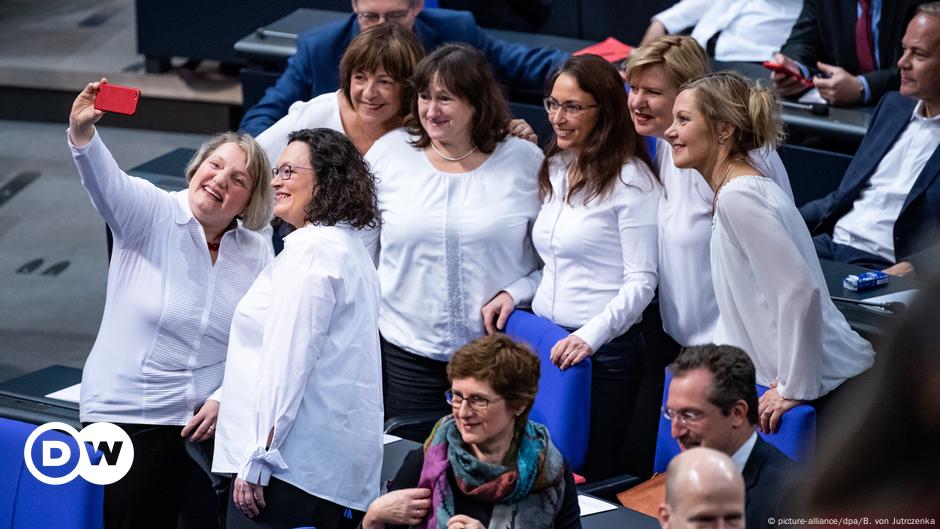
[
  {"left": 504, "top": 310, "right": 592, "bottom": 472},
  {"left": 778, "top": 143, "right": 853, "bottom": 207},
  {"left": 0, "top": 417, "right": 104, "bottom": 529},
  {"left": 652, "top": 370, "right": 816, "bottom": 473}
]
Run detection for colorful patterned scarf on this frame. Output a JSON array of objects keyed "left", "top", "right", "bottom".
[{"left": 416, "top": 416, "right": 566, "bottom": 529}]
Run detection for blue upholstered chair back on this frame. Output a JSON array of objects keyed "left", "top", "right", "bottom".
[
  {"left": 653, "top": 370, "right": 816, "bottom": 472},
  {"left": 504, "top": 310, "right": 592, "bottom": 472},
  {"left": 0, "top": 417, "right": 104, "bottom": 529}
]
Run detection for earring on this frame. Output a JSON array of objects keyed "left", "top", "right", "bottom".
[{"left": 718, "top": 136, "right": 726, "bottom": 145}]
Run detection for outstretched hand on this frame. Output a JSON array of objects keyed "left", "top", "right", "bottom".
[{"left": 69, "top": 78, "right": 108, "bottom": 148}]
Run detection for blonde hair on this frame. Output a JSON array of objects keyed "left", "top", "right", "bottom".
[
  {"left": 623, "top": 35, "right": 710, "bottom": 87},
  {"left": 185, "top": 132, "right": 273, "bottom": 231},
  {"left": 680, "top": 71, "right": 785, "bottom": 156}
]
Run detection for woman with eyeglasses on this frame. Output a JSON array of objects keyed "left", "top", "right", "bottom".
[
  {"left": 532, "top": 54, "right": 660, "bottom": 480},
  {"left": 663, "top": 72, "right": 873, "bottom": 433},
  {"left": 212, "top": 128, "right": 382, "bottom": 529},
  {"left": 68, "top": 79, "right": 274, "bottom": 528},
  {"left": 363, "top": 44, "right": 543, "bottom": 428},
  {"left": 362, "top": 334, "right": 581, "bottom": 529}
]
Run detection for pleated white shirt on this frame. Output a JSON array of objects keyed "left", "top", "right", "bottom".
[
  {"left": 71, "top": 131, "right": 273, "bottom": 425},
  {"left": 255, "top": 91, "right": 344, "bottom": 165},
  {"left": 657, "top": 140, "right": 793, "bottom": 346},
  {"left": 213, "top": 224, "right": 383, "bottom": 510},
  {"left": 711, "top": 176, "right": 875, "bottom": 401},
  {"left": 532, "top": 152, "right": 660, "bottom": 351},
  {"left": 363, "top": 129, "right": 543, "bottom": 361}
]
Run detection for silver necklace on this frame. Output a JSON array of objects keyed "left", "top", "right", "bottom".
[{"left": 430, "top": 141, "right": 477, "bottom": 162}]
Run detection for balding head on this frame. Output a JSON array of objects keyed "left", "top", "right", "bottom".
[{"left": 659, "top": 448, "right": 745, "bottom": 529}]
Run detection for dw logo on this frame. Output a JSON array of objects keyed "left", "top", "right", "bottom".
[{"left": 23, "top": 422, "right": 134, "bottom": 485}]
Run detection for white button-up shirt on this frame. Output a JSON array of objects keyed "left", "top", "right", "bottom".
[
  {"left": 654, "top": 0, "right": 802, "bottom": 62},
  {"left": 213, "top": 224, "right": 383, "bottom": 511},
  {"left": 532, "top": 153, "right": 660, "bottom": 351},
  {"left": 833, "top": 100, "right": 940, "bottom": 262},
  {"left": 363, "top": 129, "right": 543, "bottom": 361},
  {"left": 71, "top": 131, "right": 273, "bottom": 425}
]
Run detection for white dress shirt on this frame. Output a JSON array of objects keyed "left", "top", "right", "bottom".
[
  {"left": 833, "top": 100, "right": 940, "bottom": 262},
  {"left": 71, "top": 131, "right": 273, "bottom": 425},
  {"left": 363, "top": 129, "right": 543, "bottom": 361},
  {"left": 657, "top": 140, "right": 793, "bottom": 346},
  {"left": 255, "top": 91, "right": 344, "bottom": 165},
  {"left": 730, "top": 431, "right": 758, "bottom": 471},
  {"left": 532, "top": 152, "right": 660, "bottom": 351},
  {"left": 654, "top": 0, "right": 802, "bottom": 62},
  {"left": 711, "top": 176, "right": 875, "bottom": 401},
  {"left": 213, "top": 224, "right": 382, "bottom": 510}
]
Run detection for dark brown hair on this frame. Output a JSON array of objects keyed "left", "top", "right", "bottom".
[
  {"left": 339, "top": 23, "right": 425, "bottom": 118},
  {"left": 669, "top": 344, "right": 760, "bottom": 426},
  {"left": 448, "top": 334, "right": 540, "bottom": 426},
  {"left": 286, "top": 128, "right": 379, "bottom": 229},
  {"left": 539, "top": 54, "right": 656, "bottom": 204},
  {"left": 404, "top": 44, "right": 510, "bottom": 153}
]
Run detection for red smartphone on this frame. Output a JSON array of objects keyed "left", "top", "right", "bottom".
[
  {"left": 94, "top": 83, "right": 141, "bottom": 116},
  {"left": 762, "top": 61, "right": 814, "bottom": 89}
]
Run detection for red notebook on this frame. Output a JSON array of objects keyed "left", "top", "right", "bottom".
[{"left": 574, "top": 37, "right": 633, "bottom": 63}]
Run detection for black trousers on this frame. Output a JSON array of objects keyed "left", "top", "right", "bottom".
[
  {"left": 381, "top": 338, "right": 451, "bottom": 441},
  {"left": 96, "top": 423, "right": 220, "bottom": 529},
  {"left": 580, "top": 326, "right": 647, "bottom": 481},
  {"left": 225, "top": 477, "right": 362, "bottom": 529}
]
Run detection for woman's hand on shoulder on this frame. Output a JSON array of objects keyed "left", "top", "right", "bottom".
[
  {"left": 363, "top": 488, "right": 432, "bottom": 528},
  {"left": 550, "top": 335, "right": 593, "bottom": 371},
  {"left": 447, "top": 514, "right": 486, "bottom": 529},
  {"left": 509, "top": 118, "right": 538, "bottom": 145},
  {"left": 481, "top": 291, "right": 516, "bottom": 335},
  {"left": 69, "top": 78, "right": 107, "bottom": 148},
  {"left": 181, "top": 398, "right": 219, "bottom": 442}
]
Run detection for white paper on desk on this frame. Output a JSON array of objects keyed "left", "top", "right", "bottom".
[
  {"left": 863, "top": 288, "right": 919, "bottom": 306},
  {"left": 45, "top": 382, "right": 81, "bottom": 403},
  {"left": 798, "top": 88, "right": 827, "bottom": 104},
  {"left": 578, "top": 494, "right": 618, "bottom": 516},
  {"left": 383, "top": 434, "right": 402, "bottom": 445}
]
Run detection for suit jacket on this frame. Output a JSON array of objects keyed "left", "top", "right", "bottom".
[
  {"left": 800, "top": 92, "right": 940, "bottom": 268},
  {"left": 239, "top": 8, "right": 569, "bottom": 135},
  {"left": 780, "top": 0, "right": 921, "bottom": 104},
  {"left": 743, "top": 437, "right": 800, "bottom": 529}
]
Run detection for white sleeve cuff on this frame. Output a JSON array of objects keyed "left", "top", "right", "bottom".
[{"left": 238, "top": 446, "right": 289, "bottom": 486}]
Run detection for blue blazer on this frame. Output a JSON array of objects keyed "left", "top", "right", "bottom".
[
  {"left": 800, "top": 92, "right": 940, "bottom": 267},
  {"left": 240, "top": 8, "right": 569, "bottom": 135}
]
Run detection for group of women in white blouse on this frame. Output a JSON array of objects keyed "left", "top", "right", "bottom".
[{"left": 70, "top": 24, "right": 877, "bottom": 529}]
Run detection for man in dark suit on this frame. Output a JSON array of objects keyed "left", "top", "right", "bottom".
[
  {"left": 800, "top": 3, "right": 940, "bottom": 277},
  {"left": 664, "top": 345, "right": 798, "bottom": 529},
  {"left": 239, "top": 0, "right": 569, "bottom": 136},
  {"left": 772, "top": 0, "right": 922, "bottom": 106}
]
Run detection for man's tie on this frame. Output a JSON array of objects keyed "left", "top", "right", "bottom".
[{"left": 856, "top": 0, "right": 876, "bottom": 73}]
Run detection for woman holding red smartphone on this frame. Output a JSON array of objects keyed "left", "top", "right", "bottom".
[{"left": 69, "top": 79, "right": 274, "bottom": 529}]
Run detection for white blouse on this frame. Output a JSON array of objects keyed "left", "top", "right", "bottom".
[
  {"left": 657, "top": 140, "right": 793, "bottom": 346},
  {"left": 711, "top": 176, "right": 875, "bottom": 401},
  {"left": 532, "top": 152, "right": 660, "bottom": 351},
  {"left": 213, "top": 224, "right": 383, "bottom": 510},
  {"left": 255, "top": 91, "right": 344, "bottom": 165},
  {"left": 71, "top": 131, "right": 273, "bottom": 425},
  {"left": 363, "top": 129, "right": 543, "bottom": 361}
]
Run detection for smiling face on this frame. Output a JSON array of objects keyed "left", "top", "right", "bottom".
[
  {"left": 667, "top": 369, "right": 743, "bottom": 455},
  {"left": 628, "top": 65, "right": 680, "bottom": 138},
  {"left": 898, "top": 13, "right": 940, "bottom": 115},
  {"left": 548, "top": 73, "right": 599, "bottom": 154},
  {"left": 187, "top": 142, "right": 254, "bottom": 231},
  {"left": 663, "top": 88, "right": 719, "bottom": 174},
  {"left": 271, "top": 141, "right": 317, "bottom": 228},
  {"left": 417, "top": 74, "right": 475, "bottom": 147},
  {"left": 350, "top": 67, "right": 403, "bottom": 126},
  {"left": 450, "top": 377, "right": 520, "bottom": 456}
]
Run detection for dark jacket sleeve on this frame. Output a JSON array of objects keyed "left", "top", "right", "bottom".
[
  {"left": 381, "top": 449, "right": 425, "bottom": 529},
  {"left": 780, "top": 0, "right": 820, "bottom": 68},
  {"left": 239, "top": 37, "right": 316, "bottom": 136},
  {"left": 554, "top": 462, "right": 583, "bottom": 529},
  {"left": 457, "top": 11, "right": 568, "bottom": 92}
]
